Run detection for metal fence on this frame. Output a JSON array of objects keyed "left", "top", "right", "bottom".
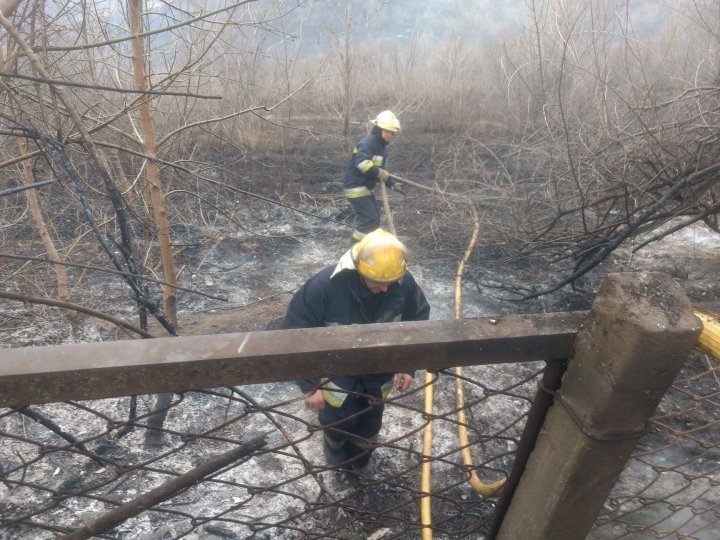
[
  {"left": 590, "top": 351, "right": 720, "bottom": 540},
  {"left": 1, "top": 349, "right": 719, "bottom": 539},
  {"left": 0, "top": 361, "right": 539, "bottom": 539}
]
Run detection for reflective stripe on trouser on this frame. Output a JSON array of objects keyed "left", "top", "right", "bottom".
[
  {"left": 344, "top": 186, "right": 372, "bottom": 198},
  {"left": 321, "top": 379, "right": 348, "bottom": 408},
  {"left": 346, "top": 191, "right": 380, "bottom": 237},
  {"left": 318, "top": 391, "right": 385, "bottom": 469}
]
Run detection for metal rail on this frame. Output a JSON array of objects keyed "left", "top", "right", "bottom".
[
  {"left": 0, "top": 314, "right": 585, "bottom": 407},
  {"left": 3, "top": 303, "right": 720, "bottom": 409}
]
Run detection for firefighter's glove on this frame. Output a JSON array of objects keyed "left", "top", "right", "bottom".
[
  {"left": 390, "top": 182, "right": 406, "bottom": 195},
  {"left": 377, "top": 169, "right": 389, "bottom": 183}
]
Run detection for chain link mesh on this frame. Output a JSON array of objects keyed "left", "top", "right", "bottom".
[{"left": 1, "top": 352, "right": 718, "bottom": 538}]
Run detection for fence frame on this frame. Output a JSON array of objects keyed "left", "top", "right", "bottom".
[
  {"left": 496, "top": 272, "right": 702, "bottom": 540},
  {"left": 0, "top": 312, "right": 585, "bottom": 407},
  {"left": 1, "top": 272, "right": 715, "bottom": 539}
]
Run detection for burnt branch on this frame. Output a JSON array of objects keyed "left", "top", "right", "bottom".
[
  {"left": 63, "top": 433, "right": 267, "bottom": 540},
  {"left": 521, "top": 163, "right": 720, "bottom": 300}
]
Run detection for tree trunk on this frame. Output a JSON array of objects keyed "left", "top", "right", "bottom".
[
  {"left": 128, "top": 0, "right": 178, "bottom": 327},
  {"left": 0, "top": 0, "right": 23, "bottom": 17},
  {"left": 17, "top": 133, "right": 70, "bottom": 304},
  {"left": 342, "top": 0, "right": 351, "bottom": 137}
]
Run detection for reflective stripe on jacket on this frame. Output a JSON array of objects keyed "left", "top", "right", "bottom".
[{"left": 343, "top": 126, "right": 388, "bottom": 191}]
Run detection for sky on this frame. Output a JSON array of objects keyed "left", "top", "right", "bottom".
[{"left": 269, "top": 0, "right": 672, "bottom": 56}]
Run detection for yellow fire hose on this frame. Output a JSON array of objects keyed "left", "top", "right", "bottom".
[
  {"left": 387, "top": 172, "right": 438, "bottom": 193},
  {"left": 381, "top": 176, "right": 720, "bottom": 538},
  {"left": 420, "top": 369, "right": 434, "bottom": 540},
  {"left": 387, "top": 172, "right": 453, "bottom": 197},
  {"left": 380, "top": 181, "right": 437, "bottom": 536},
  {"left": 380, "top": 180, "right": 437, "bottom": 537},
  {"left": 453, "top": 206, "right": 505, "bottom": 498},
  {"left": 380, "top": 183, "right": 505, "bottom": 540},
  {"left": 381, "top": 180, "right": 435, "bottom": 539},
  {"left": 695, "top": 310, "right": 720, "bottom": 360},
  {"left": 379, "top": 179, "right": 396, "bottom": 236}
]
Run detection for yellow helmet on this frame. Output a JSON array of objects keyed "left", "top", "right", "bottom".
[
  {"left": 371, "top": 110, "right": 401, "bottom": 133},
  {"left": 352, "top": 229, "right": 407, "bottom": 283}
]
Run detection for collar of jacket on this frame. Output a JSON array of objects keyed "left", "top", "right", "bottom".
[
  {"left": 331, "top": 248, "right": 356, "bottom": 279},
  {"left": 371, "top": 125, "right": 389, "bottom": 146},
  {"left": 330, "top": 251, "right": 372, "bottom": 302}
]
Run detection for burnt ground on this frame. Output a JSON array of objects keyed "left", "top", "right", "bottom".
[
  {"left": 4, "top": 122, "right": 720, "bottom": 343},
  {"left": 2, "top": 128, "right": 720, "bottom": 538}
]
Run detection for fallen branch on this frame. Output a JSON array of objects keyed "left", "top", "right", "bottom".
[
  {"left": 15, "top": 407, "right": 108, "bottom": 467},
  {"left": 62, "top": 433, "right": 267, "bottom": 540},
  {"left": 0, "top": 71, "right": 222, "bottom": 99},
  {"left": 0, "top": 179, "right": 55, "bottom": 198}
]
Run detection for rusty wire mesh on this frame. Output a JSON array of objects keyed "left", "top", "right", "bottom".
[
  {"left": 0, "top": 362, "right": 539, "bottom": 539},
  {"left": 590, "top": 351, "right": 720, "bottom": 539},
  {"left": 2, "top": 351, "right": 719, "bottom": 539}
]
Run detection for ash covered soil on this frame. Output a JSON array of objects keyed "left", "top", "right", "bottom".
[{"left": 2, "top": 138, "right": 720, "bottom": 539}]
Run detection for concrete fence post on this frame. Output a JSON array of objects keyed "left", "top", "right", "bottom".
[{"left": 496, "top": 272, "right": 702, "bottom": 540}]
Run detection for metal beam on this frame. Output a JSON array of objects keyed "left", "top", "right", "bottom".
[{"left": 0, "top": 313, "right": 585, "bottom": 407}]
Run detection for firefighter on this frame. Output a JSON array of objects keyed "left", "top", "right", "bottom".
[
  {"left": 343, "top": 110, "right": 405, "bottom": 242},
  {"left": 282, "top": 229, "right": 430, "bottom": 479}
]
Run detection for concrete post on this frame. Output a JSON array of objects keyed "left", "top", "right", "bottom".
[{"left": 496, "top": 273, "right": 702, "bottom": 540}]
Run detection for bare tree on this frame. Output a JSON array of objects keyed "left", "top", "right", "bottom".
[
  {"left": 16, "top": 131, "right": 70, "bottom": 303},
  {"left": 0, "top": 0, "right": 22, "bottom": 17},
  {"left": 1, "top": 0, "right": 320, "bottom": 344},
  {"left": 128, "top": 0, "right": 178, "bottom": 326}
]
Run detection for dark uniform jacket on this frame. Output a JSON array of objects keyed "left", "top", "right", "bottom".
[
  {"left": 343, "top": 126, "right": 393, "bottom": 191},
  {"left": 282, "top": 259, "right": 430, "bottom": 397}
]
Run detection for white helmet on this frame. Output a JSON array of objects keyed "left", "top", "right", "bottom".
[{"left": 371, "top": 110, "right": 401, "bottom": 133}]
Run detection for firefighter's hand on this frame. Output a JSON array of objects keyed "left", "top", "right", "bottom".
[
  {"left": 395, "top": 373, "right": 413, "bottom": 393},
  {"left": 304, "top": 390, "right": 325, "bottom": 411},
  {"left": 378, "top": 169, "right": 389, "bottom": 183}
]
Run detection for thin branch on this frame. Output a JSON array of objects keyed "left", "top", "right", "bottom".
[
  {"left": 0, "top": 290, "right": 153, "bottom": 338},
  {"left": 0, "top": 178, "right": 55, "bottom": 197},
  {"left": 32, "top": 0, "right": 258, "bottom": 53},
  {"left": 165, "top": 189, "right": 310, "bottom": 238},
  {"left": 0, "top": 252, "right": 228, "bottom": 301},
  {"left": 0, "top": 148, "right": 41, "bottom": 169},
  {"left": 0, "top": 71, "right": 222, "bottom": 99},
  {"left": 631, "top": 202, "right": 720, "bottom": 252},
  {"left": 157, "top": 78, "right": 311, "bottom": 147}
]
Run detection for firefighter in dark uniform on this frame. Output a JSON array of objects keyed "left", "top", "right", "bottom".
[
  {"left": 282, "top": 229, "right": 430, "bottom": 478},
  {"left": 343, "top": 110, "right": 405, "bottom": 242}
]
